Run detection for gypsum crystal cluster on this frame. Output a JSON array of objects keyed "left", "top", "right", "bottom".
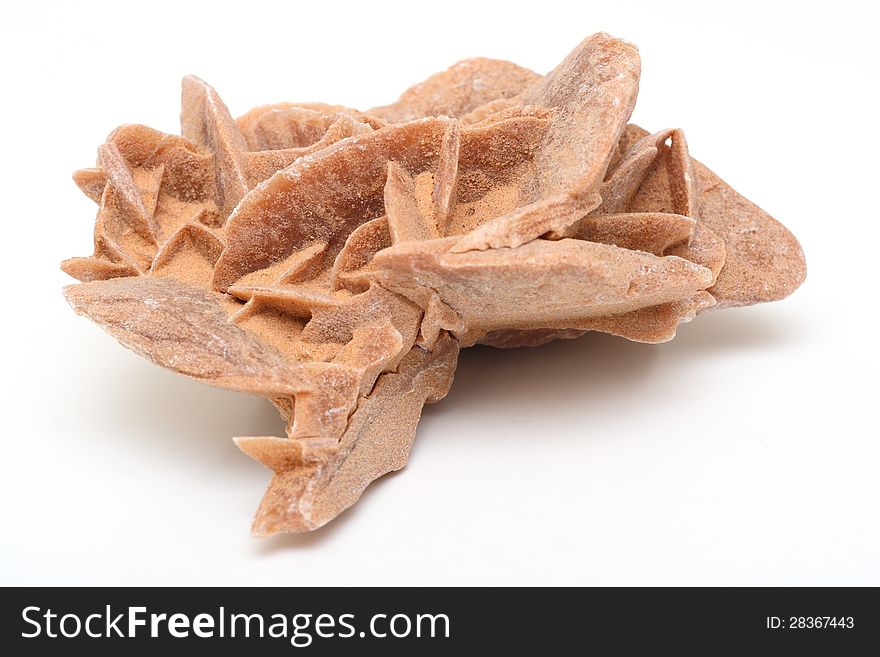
[{"left": 62, "top": 34, "right": 806, "bottom": 535}]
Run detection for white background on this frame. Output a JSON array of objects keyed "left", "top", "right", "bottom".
[{"left": 1, "top": 0, "right": 877, "bottom": 586}]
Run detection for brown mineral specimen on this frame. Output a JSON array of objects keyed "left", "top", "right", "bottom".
[{"left": 63, "top": 33, "right": 805, "bottom": 535}]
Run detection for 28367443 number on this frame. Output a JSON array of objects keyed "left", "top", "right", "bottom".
[{"left": 790, "top": 617, "right": 853, "bottom": 629}]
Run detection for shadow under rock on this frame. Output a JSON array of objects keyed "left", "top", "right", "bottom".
[
  {"left": 420, "top": 303, "right": 807, "bottom": 430},
  {"left": 69, "top": 301, "right": 802, "bottom": 548},
  {"left": 426, "top": 330, "right": 661, "bottom": 423},
  {"left": 663, "top": 304, "right": 808, "bottom": 357},
  {"left": 84, "top": 355, "right": 288, "bottom": 473}
]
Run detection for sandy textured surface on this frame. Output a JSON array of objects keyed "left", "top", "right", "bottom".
[{"left": 63, "top": 33, "right": 805, "bottom": 535}]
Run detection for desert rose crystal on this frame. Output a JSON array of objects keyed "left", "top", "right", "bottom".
[{"left": 63, "top": 34, "right": 805, "bottom": 535}]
